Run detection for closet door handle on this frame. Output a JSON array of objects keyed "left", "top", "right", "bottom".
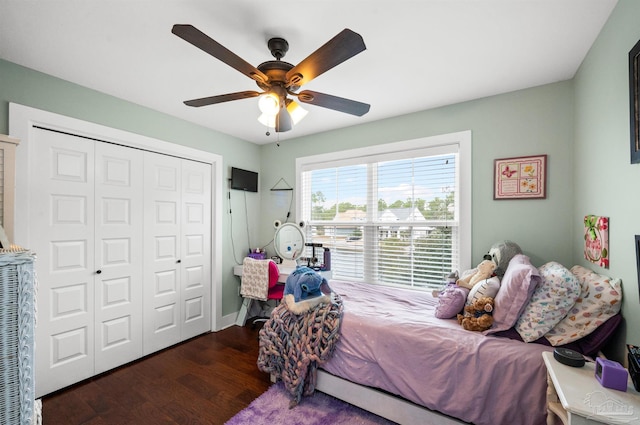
[
  {"left": 176, "top": 259, "right": 181, "bottom": 264},
  {"left": 96, "top": 269, "right": 102, "bottom": 274}
]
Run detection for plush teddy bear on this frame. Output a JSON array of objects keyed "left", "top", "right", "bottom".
[
  {"left": 457, "top": 296, "right": 495, "bottom": 332},
  {"left": 484, "top": 240, "right": 522, "bottom": 279},
  {"left": 456, "top": 259, "right": 496, "bottom": 290},
  {"left": 283, "top": 266, "right": 332, "bottom": 314}
]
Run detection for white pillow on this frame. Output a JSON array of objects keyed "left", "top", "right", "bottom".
[
  {"left": 467, "top": 276, "right": 500, "bottom": 305},
  {"left": 515, "top": 262, "right": 581, "bottom": 343}
]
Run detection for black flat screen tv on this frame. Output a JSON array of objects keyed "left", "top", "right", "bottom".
[{"left": 230, "top": 167, "right": 258, "bottom": 192}]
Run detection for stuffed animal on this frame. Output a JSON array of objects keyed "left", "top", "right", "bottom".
[
  {"left": 284, "top": 266, "right": 324, "bottom": 301},
  {"left": 283, "top": 266, "right": 332, "bottom": 314},
  {"left": 456, "top": 259, "right": 496, "bottom": 290},
  {"left": 485, "top": 240, "right": 522, "bottom": 279},
  {"left": 431, "top": 270, "right": 459, "bottom": 298},
  {"left": 434, "top": 284, "right": 469, "bottom": 319},
  {"left": 457, "top": 296, "right": 495, "bottom": 332},
  {"left": 445, "top": 270, "right": 459, "bottom": 285}
]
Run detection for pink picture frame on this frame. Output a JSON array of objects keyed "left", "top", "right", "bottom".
[
  {"left": 494, "top": 154, "right": 547, "bottom": 200},
  {"left": 584, "top": 215, "right": 609, "bottom": 269}
]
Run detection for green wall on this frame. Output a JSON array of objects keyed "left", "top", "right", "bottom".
[
  {"left": 0, "top": 58, "right": 259, "bottom": 318},
  {"left": 572, "top": 0, "right": 640, "bottom": 359},
  {"left": 259, "top": 82, "right": 575, "bottom": 268}
]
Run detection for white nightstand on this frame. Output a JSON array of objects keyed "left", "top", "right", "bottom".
[{"left": 542, "top": 351, "right": 640, "bottom": 425}]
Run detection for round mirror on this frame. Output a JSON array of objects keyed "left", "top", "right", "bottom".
[{"left": 274, "top": 222, "right": 305, "bottom": 266}]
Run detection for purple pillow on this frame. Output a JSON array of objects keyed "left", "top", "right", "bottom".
[
  {"left": 490, "top": 313, "right": 621, "bottom": 357},
  {"left": 435, "top": 284, "right": 469, "bottom": 319},
  {"left": 572, "top": 313, "right": 622, "bottom": 357},
  {"left": 485, "top": 254, "right": 541, "bottom": 335}
]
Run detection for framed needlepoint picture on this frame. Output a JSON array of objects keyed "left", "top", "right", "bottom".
[{"left": 494, "top": 154, "right": 547, "bottom": 200}]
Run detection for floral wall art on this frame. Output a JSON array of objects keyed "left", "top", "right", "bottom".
[
  {"left": 584, "top": 215, "right": 609, "bottom": 268},
  {"left": 494, "top": 154, "right": 547, "bottom": 200}
]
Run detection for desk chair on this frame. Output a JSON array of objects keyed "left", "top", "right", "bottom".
[
  {"left": 239, "top": 258, "right": 281, "bottom": 326},
  {"left": 252, "top": 262, "right": 284, "bottom": 326}
]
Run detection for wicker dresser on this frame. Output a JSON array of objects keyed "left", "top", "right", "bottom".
[{"left": 0, "top": 249, "right": 40, "bottom": 425}]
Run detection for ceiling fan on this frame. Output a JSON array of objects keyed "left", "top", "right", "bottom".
[{"left": 171, "top": 24, "right": 370, "bottom": 132}]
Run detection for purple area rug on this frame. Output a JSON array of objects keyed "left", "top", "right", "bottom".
[{"left": 224, "top": 382, "right": 397, "bottom": 425}]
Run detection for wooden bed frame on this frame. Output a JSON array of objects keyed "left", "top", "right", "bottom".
[{"left": 315, "top": 369, "right": 467, "bottom": 425}]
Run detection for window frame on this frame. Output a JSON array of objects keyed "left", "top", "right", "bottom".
[{"left": 295, "top": 131, "right": 472, "bottom": 286}]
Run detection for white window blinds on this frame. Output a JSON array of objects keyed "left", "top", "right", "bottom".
[{"left": 298, "top": 134, "right": 469, "bottom": 289}]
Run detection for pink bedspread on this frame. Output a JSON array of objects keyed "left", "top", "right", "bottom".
[{"left": 321, "top": 279, "right": 552, "bottom": 425}]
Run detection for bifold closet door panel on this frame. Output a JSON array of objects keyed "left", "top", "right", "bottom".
[
  {"left": 180, "top": 160, "right": 212, "bottom": 340},
  {"left": 26, "top": 124, "right": 214, "bottom": 396},
  {"left": 93, "top": 142, "right": 144, "bottom": 374},
  {"left": 143, "top": 151, "right": 182, "bottom": 355},
  {"left": 31, "top": 128, "right": 96, "bottom": 398}
]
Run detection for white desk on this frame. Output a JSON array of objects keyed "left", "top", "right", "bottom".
[
  {"left": 542, "top": 351, "right": 640, "bottom": 425},
  {"left": 233, "top": 264, "right": 331, "bottom": 326}
]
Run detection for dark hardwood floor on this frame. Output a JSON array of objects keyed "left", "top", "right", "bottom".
[{"left": 42, "top": 323, "right": 271, "bottom": 425}]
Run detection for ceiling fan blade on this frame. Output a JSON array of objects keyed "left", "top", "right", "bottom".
[
  {"left": 172, "top": 24, "right": 269, "bottom": 84},
  {"left": 275, "top": 107, "right": 293, "bottom": 132},
  {"left": 286, "top": 29, "right": 366, "bottom": 88},
  {"left": 297, "top": 90, "right": 370, "bottom": 116},
  {"left": 184, "top": 91, "right": 261, "bottom": 107}
]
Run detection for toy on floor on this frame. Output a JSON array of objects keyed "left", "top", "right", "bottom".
[{"left": 457, "top": 296, "right": 495, "bottom": 331}]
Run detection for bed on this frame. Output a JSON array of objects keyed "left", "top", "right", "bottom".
[
  {"left": 314, "top": 279, "right": 551, "bottom": 425},
  {"left": 313, "top": 259, "right": 623, "bottom": 425}
]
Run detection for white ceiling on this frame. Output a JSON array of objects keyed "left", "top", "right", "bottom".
[{"left": 0, "top": 0, "right": 617, "bottom": 145}]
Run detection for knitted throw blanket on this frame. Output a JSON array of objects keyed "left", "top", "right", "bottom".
[{"left": 257, "top": 294, "right": 344, "bottom": 406}]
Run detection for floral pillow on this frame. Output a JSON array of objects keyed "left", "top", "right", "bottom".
[
  {"left": 515, "top": 262, "right": 581, "bottom": 343},
  {"left": 544, "top": 265, "right": 622, "bottom": 346}
]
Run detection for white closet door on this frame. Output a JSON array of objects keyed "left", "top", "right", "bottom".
[
  {"left": 94, "top": 143, "right": 144, "bottom": 373},
  {"left": 180, "top": 160, "right": 211, "bottom": 339},
  {"left": 32, "top": 129, "right": 96, "bottom": 398},
  {"left": 143, "top": 151, "right": 182, "bottom": 354}
]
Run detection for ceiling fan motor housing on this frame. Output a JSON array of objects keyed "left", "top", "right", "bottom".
[
  {"left": 267, "top": 37, "right": 289, "bottom": 60},
  {"left": 256, "top": 60, "right": 298, "bottom": 92}
]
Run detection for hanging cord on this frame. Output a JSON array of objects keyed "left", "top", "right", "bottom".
[
  {"left": 440, "top": 158, "right": 452, "bottom": 278},
  {"left": 228, "top": 187, "right": 243, "bottom": 266},
  {"left": 244, "top": 190, "right": 252, "bottom": 250}
]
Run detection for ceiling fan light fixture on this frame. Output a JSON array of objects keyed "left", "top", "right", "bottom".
[
  {"left": 257, "top": 113, "right": 276, "bottom": 128},
  {"left": 286, "top": 100, "right": 308, "bottom": 125},
  {"left": 258, "top": 92, "right": 280, "bottom": 116},
  {"left": 275, "top": 106, "right": 293, "bottom": 132}
]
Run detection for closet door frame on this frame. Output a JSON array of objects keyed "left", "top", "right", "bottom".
[{"left": 9, "top": 102, "right": 223, "bottom": 333}]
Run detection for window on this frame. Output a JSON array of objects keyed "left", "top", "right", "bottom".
[{"left": 296, "top": 131, "right": 471, "bottom": 290}]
